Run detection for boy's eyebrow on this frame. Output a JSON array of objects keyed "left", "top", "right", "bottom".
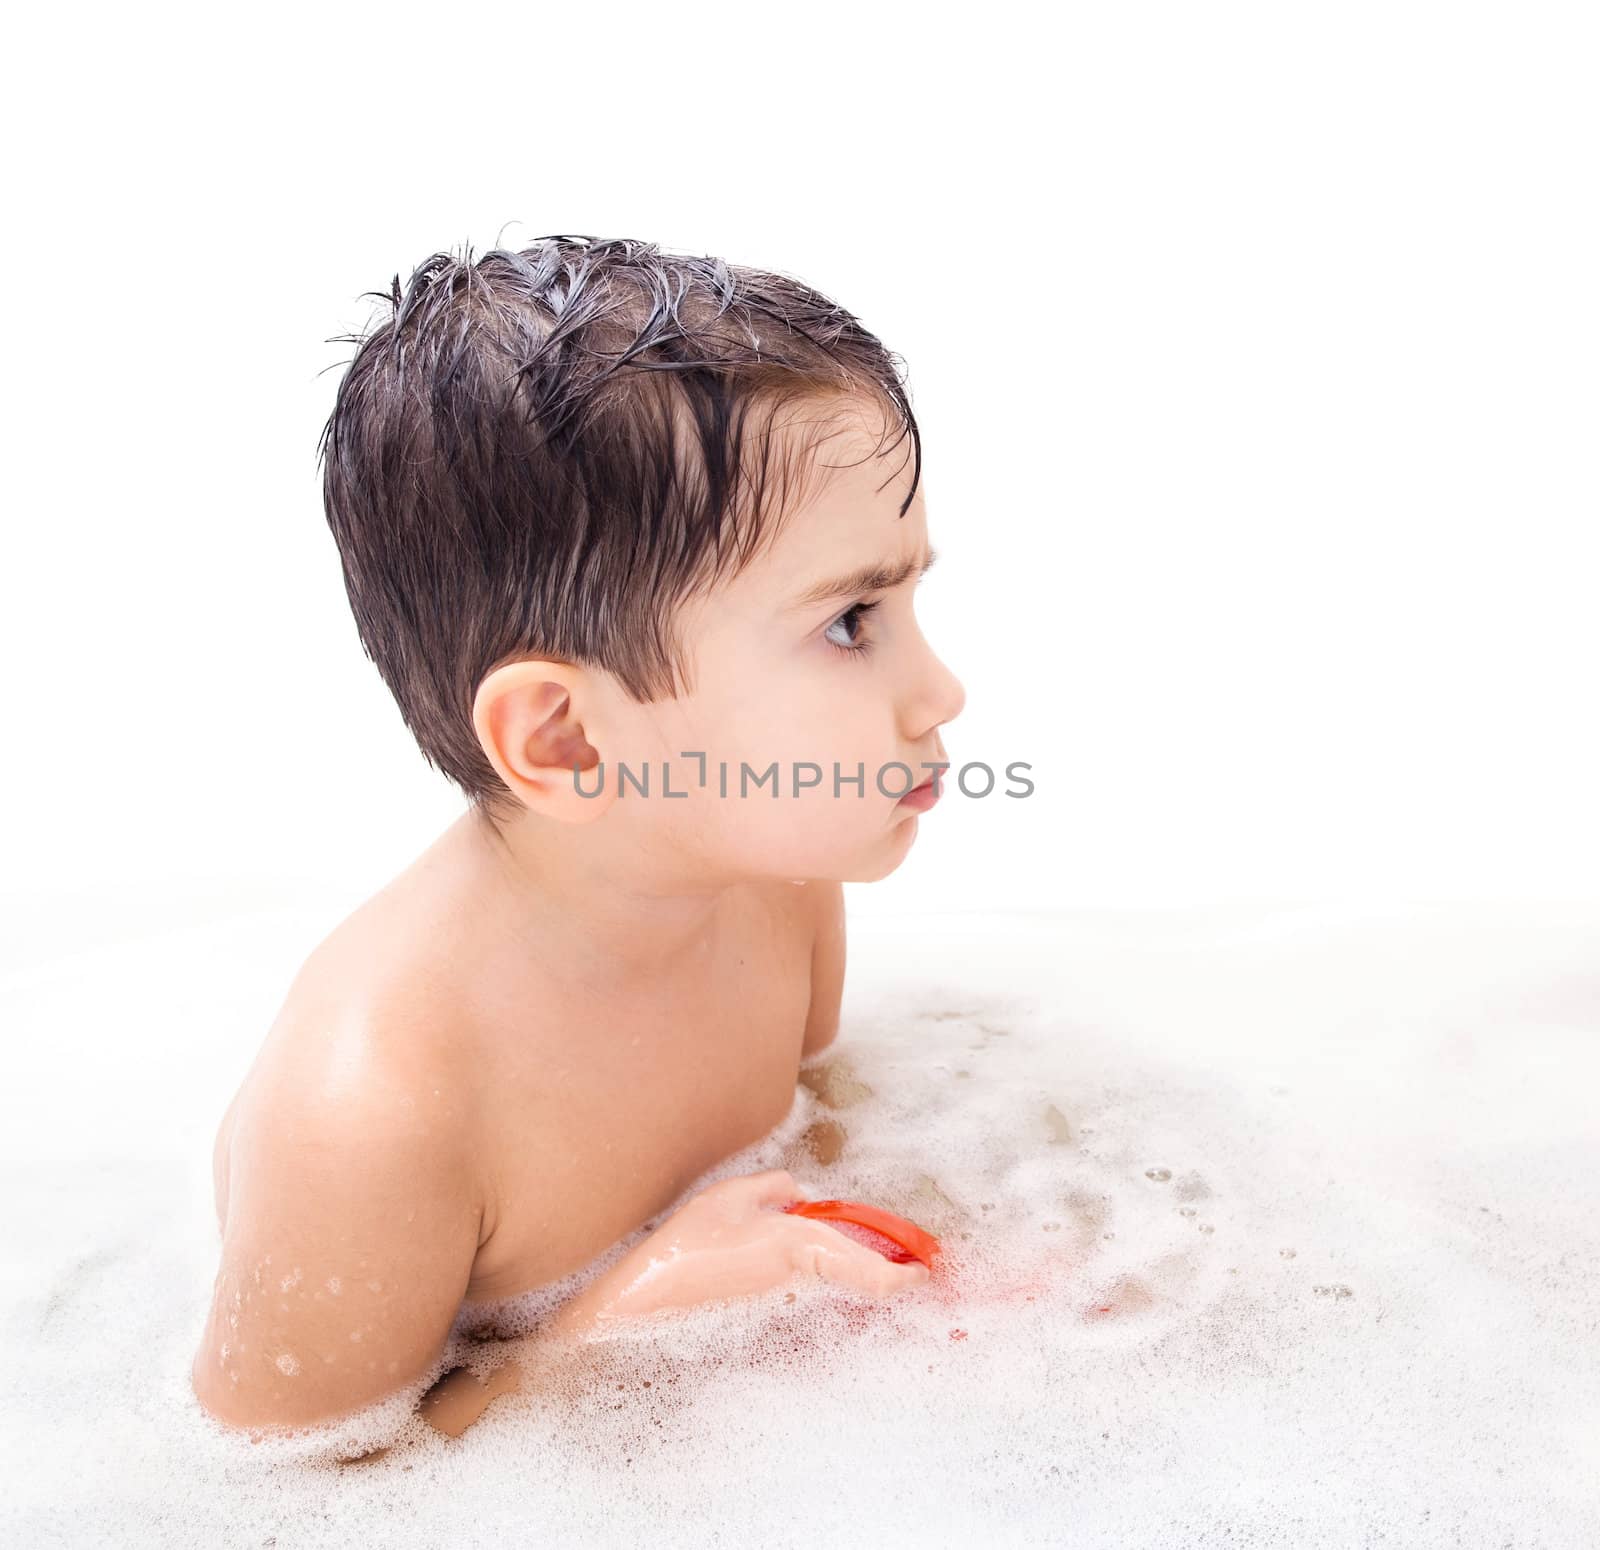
[{"left": 788, "top": 544, "right": 939, "bottom": 611}]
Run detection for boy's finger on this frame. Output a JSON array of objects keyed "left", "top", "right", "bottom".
[
  {"left": 884, "top": 1258, "right": 932, "bottom": 1295},
  {"left": 833, "top": 1235, "right": 933, "bottom": 1297},
  {"left": 749, "top": 1169, "right": 804, "bottom": 1208}
]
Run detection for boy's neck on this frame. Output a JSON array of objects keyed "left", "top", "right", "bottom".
[{"left": 430, "top": 805, "right": 735, "bottom": 987}]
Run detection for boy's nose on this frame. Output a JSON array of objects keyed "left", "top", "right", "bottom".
[
  {"left": 904, "top": 644, "right": 966, "bottom": 742},
  {"left": 933, "top": 654, "right": 966, "bottom": 728}
]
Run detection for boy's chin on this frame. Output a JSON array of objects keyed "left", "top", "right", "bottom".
[
  {"left": 837, "top": 813, "right": 921, "bottom": 883},
  {"left": 749, "top": 810, "right": 920, "bottom": 885}
]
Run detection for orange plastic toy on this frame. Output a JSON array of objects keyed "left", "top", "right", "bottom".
[{"left": 783, "top": 1198, "right": 943, "bottom": 1268}]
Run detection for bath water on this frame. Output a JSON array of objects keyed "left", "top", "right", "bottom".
[{"left": 1, "top": 898, "right": 1595, "bottom": 1546}]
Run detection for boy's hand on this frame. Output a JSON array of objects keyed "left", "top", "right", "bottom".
[{"left": 546, "top": 1169, "right": 930, "bottom": 1340}]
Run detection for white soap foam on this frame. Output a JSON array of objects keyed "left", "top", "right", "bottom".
[{"left": 1, "top": 898, "right": 1596, "bottom": 1546}]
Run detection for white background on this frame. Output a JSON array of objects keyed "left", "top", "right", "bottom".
[{"left": 2, "top": 2, "right": 1595, "bottom": 944}]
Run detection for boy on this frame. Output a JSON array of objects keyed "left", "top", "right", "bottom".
[{"left": 191, "top": 234, "right": 965, "bottom": 1435}]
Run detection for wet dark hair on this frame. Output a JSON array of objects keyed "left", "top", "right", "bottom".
[{"left": 317, "top": 232, "right": 921, "bottom": 823}]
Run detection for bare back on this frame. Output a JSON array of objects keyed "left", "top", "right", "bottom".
[{"left": 208, "top": 866, "right": 818, "bottom": 1313}]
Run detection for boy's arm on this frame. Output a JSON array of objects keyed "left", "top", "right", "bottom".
[
  {"left": 190, "top": 1075, "right": 483, "bottom": 1432},
  {"left": 800, "top": 879, "right": 846, "bottom": 1060}
]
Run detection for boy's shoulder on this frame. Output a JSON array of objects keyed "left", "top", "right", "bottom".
[
  {"left": 211, "top": 892, "right": 484, "bottom": 1228},
  {"left": 193, "top": 899, "right": 489, "bottom": 1428}
]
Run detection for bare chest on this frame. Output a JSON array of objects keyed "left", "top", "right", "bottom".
[{"left": 461, "top": 887, "right": 814, "bottom": 1303}]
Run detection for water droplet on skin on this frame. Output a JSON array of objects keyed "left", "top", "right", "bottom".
[
  {"left": 275, "top": 1353, "right": 301, "bottom": 1377},
  {"left": 1144, "top": 1168, "right": 1172, "bottom": 1183},
  {"left": 326, "top": 1277, "right": 342, "bottom": 1295}
]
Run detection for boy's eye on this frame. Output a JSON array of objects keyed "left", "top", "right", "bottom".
[{"left": 823, "top": 599, "right": 881, "bottom": 659}]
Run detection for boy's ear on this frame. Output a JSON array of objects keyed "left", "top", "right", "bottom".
[{"left": 471, "top": 659, "right": 616, "bottom": 823}]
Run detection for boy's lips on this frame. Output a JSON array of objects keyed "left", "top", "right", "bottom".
[
  {"left": 895, "top": 749, "right": 949, "bottom": 811},
  {"left": 897, "top": 777, "right": 941, "bottom": 812}
]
